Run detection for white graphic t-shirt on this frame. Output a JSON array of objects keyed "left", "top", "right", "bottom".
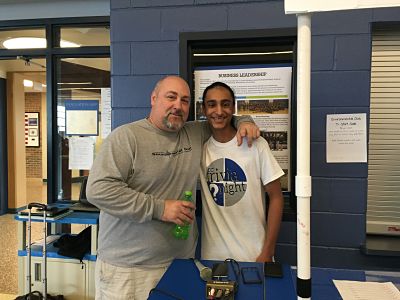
[{"left": 200, "top": 135, "right": 284, "bottom": 262}]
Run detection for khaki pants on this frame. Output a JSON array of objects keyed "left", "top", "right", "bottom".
[{"left": 95, "top": 258, "right": 169, "bottom": 300}]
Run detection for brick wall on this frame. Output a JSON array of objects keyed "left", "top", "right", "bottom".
[{"left": 25, "top": 92, "right": 42, "bottom": 178}]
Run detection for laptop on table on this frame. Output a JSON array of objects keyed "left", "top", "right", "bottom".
[{"left": 70, "top": 177, "right": 99, "bottom": 213}]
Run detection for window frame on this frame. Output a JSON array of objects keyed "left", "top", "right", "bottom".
[{"left": 0, "top": 17, "right": 110, "bottom": 207}]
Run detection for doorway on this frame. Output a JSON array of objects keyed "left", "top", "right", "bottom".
[{"left": 0, "top": 58, "right": 47, "bottom": 210}]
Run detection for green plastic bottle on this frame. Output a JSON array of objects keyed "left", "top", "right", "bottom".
[{"left": 172, "top": 191, "right": 192, "bottom": 240}]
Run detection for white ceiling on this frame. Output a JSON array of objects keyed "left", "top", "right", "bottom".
[
  {"left": 0, "top": 57, "right": 109, "bottom": 73},
  {"left": 0, "top": 26, "right": 110, "bottom": 75},
  {"left": 0, "top": 27, "right": 110, "bottom": 50},
  {"left": 0, "top": 0, "right": 110, "bottom": 80}
]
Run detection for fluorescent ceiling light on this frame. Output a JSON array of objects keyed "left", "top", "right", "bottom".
[
  {"left": 59, "top": 40, "right": 80, "bottom": 48},
  {"left": 4, "top": 38, "right": 45, "bottom": 49},
  {"left": 23, "top": 79, "right": 33, "bottom": 87},
  {"left": 193, "top": 51, "right": 293, "bottom": 57},
  {"left": 57, "top": 82, "right": 92, "bottom": 85},
  {"left": 3, "top": 37, "right": 80, "bottom": 49},
  {"left": 57, "top": 87, "right": 101, "bottom": 91}
]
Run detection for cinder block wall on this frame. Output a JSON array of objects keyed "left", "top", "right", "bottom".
[{"left": 110, "top": 0, "right": 400, "bottom": 269}]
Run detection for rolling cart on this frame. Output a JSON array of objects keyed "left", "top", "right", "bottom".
[{"left": 15, "top": 203, "right": 64, "bottom": 300}]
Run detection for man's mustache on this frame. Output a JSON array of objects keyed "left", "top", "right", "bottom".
[{"left": 167, "top": 111, "right": 184, "bottom": 118}]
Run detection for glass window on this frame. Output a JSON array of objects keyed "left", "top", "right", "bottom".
[
  {"left": 56, "top": 57, "right": 110, "bottom": 200},
  {"left": 0, "top": 28, "right": 46, "bottom": 49},
  {"left": 0, "top": 19, "right": 110, "bottom": 212},
  {"left": 58, "top": 26, "right": 110, "bottom": 47}
]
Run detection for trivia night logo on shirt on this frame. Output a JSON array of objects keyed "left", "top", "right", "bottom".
[{"left": 206, "top": 158, "right": 247, "bottom": 206}]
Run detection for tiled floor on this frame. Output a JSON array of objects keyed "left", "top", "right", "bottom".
[
  {"left": 0, "top": 213, "right": 42, "bottom": 295},
  {"left": 0, "top": 294, "right": 17, "bottom": 300}
]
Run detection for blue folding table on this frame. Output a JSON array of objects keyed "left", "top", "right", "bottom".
[
  {"left": 149, "top": 259, "right": 400, "bottom": 299},
  {"left": 148, "top": 258, "right": 296, "bottom": 300}
]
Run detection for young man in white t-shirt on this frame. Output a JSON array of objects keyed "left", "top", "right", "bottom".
[{"left": 200, "top": 82, "right": 285, "bottom": 263}]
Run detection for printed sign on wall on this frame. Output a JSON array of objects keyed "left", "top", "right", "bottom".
[
  {"left": 65, "top": 100, "right": 99, "bottom": 136},
  {"left": 25, "top": 112, "right": 40, "bottom": 147},
  {"left": 326, "top": 113, "right": 367, "bottom": 163}
]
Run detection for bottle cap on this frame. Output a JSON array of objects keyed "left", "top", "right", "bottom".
[{"left": 184, "top": 191, "right": 192, "bottom": 197}]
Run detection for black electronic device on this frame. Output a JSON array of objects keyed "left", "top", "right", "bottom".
[
  {"left": 241, "top": 267, "right": 262, "bottom": 284},
  {"left": 18, "top": 205, "right": 70, "bottom": 218},
  {"left": 264, "top": 261, "right": 283, "bottom": 278},
  {"left": 212, "top": 262, "right": 228, "bottom": 279},
  {"left": 206, "top": 280, "right": 237, "bottom": 300},
  {"left": 70, "top": 177, "right": 99, "bottom": 212}
]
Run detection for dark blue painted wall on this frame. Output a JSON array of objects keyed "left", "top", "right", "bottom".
[{"left": 110, "top": 0, "right": 400, "bottom": 269}]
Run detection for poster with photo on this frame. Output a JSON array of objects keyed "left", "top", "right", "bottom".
[
  {"left": 194, "top": 65, "right": 292, "bottom": 191},
  {"left": 25, "top": 112, "right": 40, "bottom": 147}
]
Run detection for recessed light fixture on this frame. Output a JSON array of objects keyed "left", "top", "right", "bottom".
[
  {"left": 23, "top": 79, "right": 33, "bottom": 87},
  {"left": 2, "top": 37, "right": 80, "bottom": 49},
  {"left": 58, "top": 87, "right": 100, "bottom": 90},
  {"left": 59, "top": 40, "right": 80, "bottom": 48},
  {"left": 57, "top": 82, "right": 92, "bottom": 85}
]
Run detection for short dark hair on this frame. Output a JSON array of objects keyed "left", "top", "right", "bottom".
[{"left": 202, "top": 82, "right": 235, "bottom": 105}]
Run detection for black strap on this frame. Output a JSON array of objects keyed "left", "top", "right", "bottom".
[
  {"left": 27, "top": 203, "right": 47, "bottom": 210},
  {"left": 148, "top": 288, "right": 184, "bottom": 300},
  {"left": 297, "top": 277, "right": 311, "bottom": 298}
]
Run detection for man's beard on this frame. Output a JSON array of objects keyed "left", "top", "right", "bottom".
[{"left": 163, "top": 112, "right": 184, "bottom": 131}]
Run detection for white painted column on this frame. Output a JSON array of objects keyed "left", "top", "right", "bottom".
[{"left": 296, "top": 13, "right": 312, "bottom": 300}]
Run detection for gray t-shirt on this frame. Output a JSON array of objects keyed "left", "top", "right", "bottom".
[{"left": 86, "top": 119, "right": 208, "bottom": 267}]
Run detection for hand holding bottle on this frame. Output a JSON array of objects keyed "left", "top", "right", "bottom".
[
  {"left": 172, "top": 191, "right": 193, "bottom": 239},
  {"left": 161, "top": 192, "right": 195, "bottom": 226}
]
